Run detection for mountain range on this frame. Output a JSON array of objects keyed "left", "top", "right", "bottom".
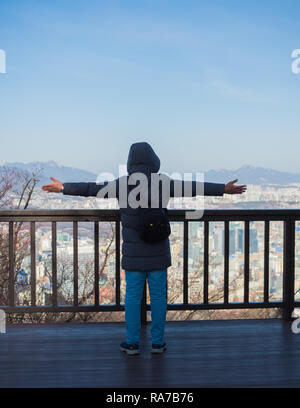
[
  {"left": 1, "top": 161, "right": 300, "bottom": 186},
  {"left": 1, "top": 161, "right": 97, "bottom": 186},
  {"left": 204, "top": 165, "right": 300, "bottom": 185}
]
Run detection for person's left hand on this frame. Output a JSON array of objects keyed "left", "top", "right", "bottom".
[{"left": 224, "top": 179, "right": 247, "bottom": 195}]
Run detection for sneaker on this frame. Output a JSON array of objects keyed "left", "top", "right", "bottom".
[
  {"left": 120, "top": 342, "right": 140, "bottom": 355},
  {"left": 151, "top": 343, "right": 166, "bottom": 354}
]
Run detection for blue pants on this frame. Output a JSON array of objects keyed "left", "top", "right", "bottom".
[{"left": 125, "top": 270, "right": 167, "bottom": 345}]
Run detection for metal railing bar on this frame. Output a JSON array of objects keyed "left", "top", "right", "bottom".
[
  {"left": 51, "top": 222, "right": 57, "bottom": 307},
  {"left": 9, "top": 221, "right": 14, "bottom": 307},
  {"left": 94, "top": 221, "right": 99, "bottom": 306},
  {"left": 115, "top": 221, "right": 121, "bottom": 306},
  {"left": 0, "top": 301, "right": 286, "bottom": 314},
  {"left": 264, "top": 221, "right": 270, "bottom": 304},
  {"left": 283, "top": 218, "right": 295, "bottom": 320},
  {"left": 73, "top": 221, "right": 78, "bottom": 307},
  {"left": 183, "top": 221, "right": 189, "bottom": 304},
  {"left": 244, "top": 221, "right": 250, "bottom": 303},
  {"left": 224, "top": 221, "right": 229, "bottom": 304},
  {"left": 30, "top": 221, "right": 36, "bottom": 307},
  {"left": 204, "top": 221, "right": 209, "bottom": 304}
]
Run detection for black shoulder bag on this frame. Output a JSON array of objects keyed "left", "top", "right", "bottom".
[{"left": 138, "top": 207, "right": 171, "bottom": 244}]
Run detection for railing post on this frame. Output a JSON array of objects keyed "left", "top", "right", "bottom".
[
  {"left": 8, "top": 222, "right": 14, "bottom": 307},
  {"left": 283, "top": 218, "right": 295, "bottom": 321},
  {"left": 244, "top": 221, "right": 250, "bottom": 304},
  {"left": 73, "top": 221, "right": 78, "bottom": 307},
  {"left": 51, "top": 222, "right": 57, "bottom": 307},
  {"left": 224, "top": 221, "right": 229, "bottom": 304},
  {"left": 183, "top": 221, "right": 189, "bottom": 304},
  {"left": 30, "top": 221, "right": 36, "bottom": 307},
  {"left": 263, "top": 221, "right": 270, "bottom": 304},
  {"left": 203, "top": 221, "right": 209, "bottom": 304},
  {"left": 115, "top": 221, "right": 121, "bottom": 307},
  {"left": 141, "top": 282, "right": 147, "bottom": 326},
  {"left": 94, "top": 221, "right": 99, "bottom": 306}
]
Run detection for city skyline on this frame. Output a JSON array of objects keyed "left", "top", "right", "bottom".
[{"left": 4, "top": 179, "right": 299, "bottom": 310}]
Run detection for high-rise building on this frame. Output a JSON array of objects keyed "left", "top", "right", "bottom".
[
  {"left": 250, "top": 229, "right": 259, "bottom": 253},
  {"left": 213, "top": 228, "right": 224, "bottom": 254},
  {"left": 229, "top": 229, "right": 235, "bottom": 255},
  {"left": 237, "top": 229, "right": 244, "bottom": 253}
]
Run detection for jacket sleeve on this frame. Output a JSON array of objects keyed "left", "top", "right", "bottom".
[
  {"left": 62, "top": 180, "right": 118, "bottom": 198},
  {"left": 203, "top": 182, "right": 225, "bottom": 196},
  {"left": 169, "top": 179, "right": 225, "bottom": 197}
]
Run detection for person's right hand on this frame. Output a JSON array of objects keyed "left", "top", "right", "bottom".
[{"left": 42, "top": 177, "right": 63, "bottom": 193}]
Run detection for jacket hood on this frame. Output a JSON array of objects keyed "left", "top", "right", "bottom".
[{"left": 127, "top": 142, "right": 160, "bottom": 175}]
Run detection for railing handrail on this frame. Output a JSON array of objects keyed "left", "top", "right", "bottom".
[
  {"left": 1, "top": 208, "right": 300, "bottom": 223},
  {"left": 1, "top": 208, "right": 300, "bottom": 215}
]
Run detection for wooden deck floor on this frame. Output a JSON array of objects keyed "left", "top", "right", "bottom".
[{"left": 0, "top": 319, "right": 299, "bottom": 388}]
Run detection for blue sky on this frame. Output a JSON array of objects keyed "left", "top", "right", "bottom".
[{"left": 0, "top": 0, "right": 300, "bottom": 175}]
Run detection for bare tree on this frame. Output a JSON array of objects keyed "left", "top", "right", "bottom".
[
  {"left": 0, "top": 166, "right": 40, "bottom": 315},
  {"left": 20, "top": 222, "right": 117, "bottom": 323}
]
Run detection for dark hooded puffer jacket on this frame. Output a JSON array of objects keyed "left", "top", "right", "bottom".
[
  {"left": 120, "top": 142, "right": 171, "bottom": 271},
  {"left": 62, "top": 142, "right": 225, "bottom": 272}
]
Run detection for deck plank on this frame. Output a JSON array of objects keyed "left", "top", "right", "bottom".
[{"left": 0, "top": 319, "right": 299, "bottom": 388}]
